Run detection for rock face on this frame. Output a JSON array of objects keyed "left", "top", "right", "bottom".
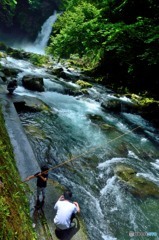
[
  {"left": 22, "top": 75, "right": 45, "bottom": 92},
  {"left": 114, "top": 165, "right": 159, "bottom": 198}
]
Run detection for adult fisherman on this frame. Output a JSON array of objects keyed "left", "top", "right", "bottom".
[{"left": 54, "top": 190, "right": 80, "bottom": 230}]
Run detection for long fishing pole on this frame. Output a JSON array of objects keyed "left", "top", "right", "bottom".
[{"left": 24, "top": 125, "right": 140, "bottom": 182}]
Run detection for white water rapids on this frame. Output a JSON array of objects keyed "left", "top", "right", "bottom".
[{"left": 1, "top": 56, "right": 159, "bottom": 240}]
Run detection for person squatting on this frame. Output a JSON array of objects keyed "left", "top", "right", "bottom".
[{"left": 54, "top": 190, "right": 80, "bottom": 230}]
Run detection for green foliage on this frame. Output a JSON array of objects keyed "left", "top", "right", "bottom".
[
  {"left": 47, "top": 2, "right": 101, "bottom": 60},
  {"left": 29, "top": 53, "right": 50, "bottom": 66},
  {"left": 47, "top": 0, "right": 159, "bottom": 96},
  {"left": 1, "top": 0, "right": 17, "bottom": 10},
  {"left": 0, "top": 106, "right": 37, "bottom": 240},
  {"left": 28, "top": 0, "right": 41, "bottom": 9},
  {"left": 0, "top": 0, "right": 17, "bottom": 26}
]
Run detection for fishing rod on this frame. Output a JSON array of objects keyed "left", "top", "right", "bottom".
[{"left": 24, "top": 125, "right": 140, "bottom": 182}]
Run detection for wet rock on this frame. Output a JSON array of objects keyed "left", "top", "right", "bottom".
[
  {"left": 22, "top": 75, "right": 45, "bottom": 92},
  {"left": 13, "top": 95, "right": 50, "bottom": 112},
  {"left": 24, "top": 125, "right": 46, "bottom": 140},
  {"left": 75, "top": 80, "right": 92, "bottom": 88},
  {"left": 127, "top": 94, "right": 159, "bottom": 127},
  {"left": 0, "top": 51, "right": 7, "bottom": 58},
  {"left": 101, "top": 98, "right": 121, "bottom": 112},
  {"left": 1, "top": 67, "right": 20, "bottom": 78},
  {"left": 114, "top": 165, "right": 159, "bottom": 198},
  {"left": 87, "top": 114, "right": 104, "bottom": 123}
]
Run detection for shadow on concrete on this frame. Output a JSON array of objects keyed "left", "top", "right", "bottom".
[{"left": 55, "top": 217, "right": 80, "bottom": 240}]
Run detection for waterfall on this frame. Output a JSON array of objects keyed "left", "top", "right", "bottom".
[
  {"left": 34, "top": 11, "right": 57, "bottom": 54},
  {"left": 21, "top": 11, "right": 57, "bottom": 54}
]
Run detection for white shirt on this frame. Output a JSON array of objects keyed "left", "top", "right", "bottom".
[{"left": 54, "top": 200, "right": 78, "bottom": 230}]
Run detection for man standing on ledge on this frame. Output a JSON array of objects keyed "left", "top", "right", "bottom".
[{"left": 54, "top": 190, "right": 80, "bottom": 230}]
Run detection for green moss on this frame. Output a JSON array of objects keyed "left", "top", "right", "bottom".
[
  {"left": 76, "top": 80, "right": 92, "bottom": 88},
  {"left": 24, "top": 125, "right": 46, "bottom": 139},
  {"left": 0, "top": 51, "right": 7, "bottom": 58},
  {"left": 29, "top": 53, "right": 50, "bottom": 67},
  {"left": 0, "top": 105, "right": 37, "bottom": 240},
  {"left": 115, "top": 165, "right": 159, "bottom": 198},
  {"left": 131, "top": 94, "right": 159, "bottom": 107}
]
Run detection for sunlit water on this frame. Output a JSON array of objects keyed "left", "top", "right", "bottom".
[{"left": 1, "top": 57, "right": 159, "bottom": 240}]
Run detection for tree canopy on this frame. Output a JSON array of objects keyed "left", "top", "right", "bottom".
[{"left": 47, "top": 0, "right": 159, "bottom": 96}]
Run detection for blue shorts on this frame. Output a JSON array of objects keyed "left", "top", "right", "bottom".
[{"left": 37, "top": 187, "right": 46, "bottom": 198}]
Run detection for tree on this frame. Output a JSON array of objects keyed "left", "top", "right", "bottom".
[
  {"left": 47, "top": 0, "right": 159, "bottom": 95},
  {"left": 0, "top": 0, "right": 17, "bottom": 27}
]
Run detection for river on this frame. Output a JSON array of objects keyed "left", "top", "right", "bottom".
[{"left": 1, "top": 56, "right": 159, "bottom": 240}]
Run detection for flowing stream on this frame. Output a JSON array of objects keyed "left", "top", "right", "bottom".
[{"left": 1, "top": 56, "right": 159, "bottom": 239}]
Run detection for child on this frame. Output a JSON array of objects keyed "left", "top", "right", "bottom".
[{"left": 25, "top": 165, "right": 49, "bottom": 205}]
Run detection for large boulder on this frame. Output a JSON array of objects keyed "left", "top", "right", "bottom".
[
  {"left": 114, "top": 164, "right": 159, "bottom": 198},
  {"left": 101, "top": 98, "right": 121, "bottom": 112},
  {"left": 127, "top": 94, "right": 159, "bottom": 127},
  {"left": 1, "top": 67, "right": 20, "bottom": 78},
  {"left": 13, "top": 95, "right": 50, "bottom": 113},
  {"left": 22, "top": 75, "right": 44, "bottom": 92}
]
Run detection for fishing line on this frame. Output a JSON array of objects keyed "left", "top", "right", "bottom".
[
  {"left": 50, "top": 125, "right": 140, "bottom": 170},
  {"left": 24, "top": 125, "right": 140, "bottom": 181}
]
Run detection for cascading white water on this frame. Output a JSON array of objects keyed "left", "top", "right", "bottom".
[
  {"left": 33, "top": 11, "right": 57, "bottom": 54},
  {"left": 21, "top": 11, "right": 57, "bottom": 54}
]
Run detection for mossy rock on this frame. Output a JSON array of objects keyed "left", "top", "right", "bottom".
[
  {"left": 14, "top": 96, "right": 51, "bottom": 113},
  {"left": 76, "top": 80, "right": 92, "bottom": 88},
  {"left": 87, "top": 114, "right": 103, "bottom": 122},
  {"left": 101, "top": 98, "right": 121, "bottom": 112},
  {"left": 100, "top": 123, "right": 115, "bottom": 131},
  {"left": 22, "top": 75, "right": 45, "bottom": 92},
  {"left": 114, "top": 165, "right": 159, "bottom": 198},
  {"left": 81, "top": 88, "right": 89, "bottom": 94},
  {"left": 24, "top": 125, "right": 46, "bottom": 140},
  {"left": 0, "top": 51, "right": 7, "bottom": 58}
]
